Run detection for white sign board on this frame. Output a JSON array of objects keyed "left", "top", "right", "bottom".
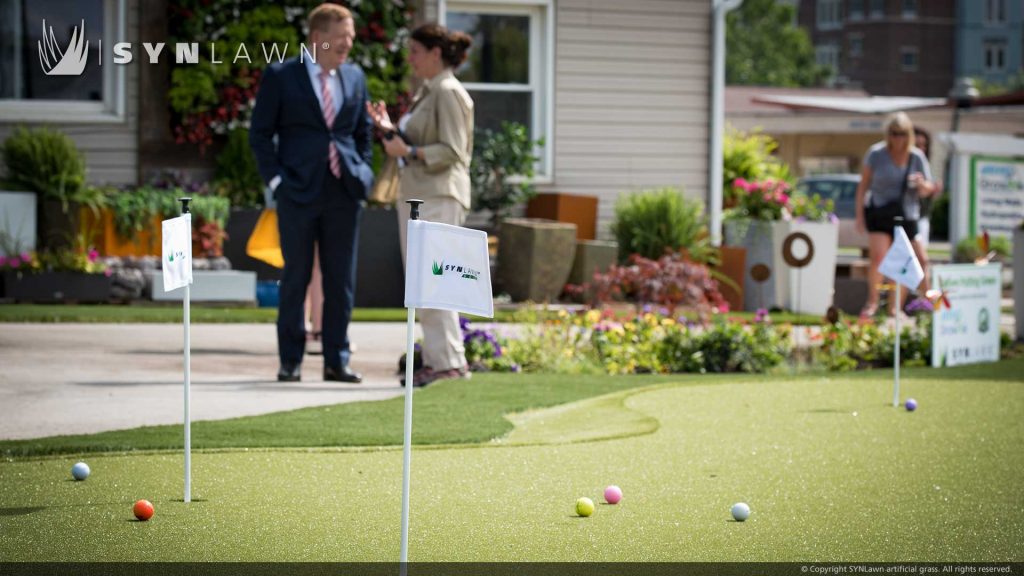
[
  {"left": 930, "top": 263, "right": 1002, "bottom": 367},
  {"left": 971, "top": 156, "right": 1024, "bottom": 238}
]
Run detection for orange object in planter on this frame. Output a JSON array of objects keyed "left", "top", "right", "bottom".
[
  {"left": 79, "top": 208, "right": 162, "bottom": 257},
  {"left": 526, "top": 193, "right": 599, "bottom": 241}
]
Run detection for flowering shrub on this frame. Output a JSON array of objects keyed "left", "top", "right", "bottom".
[
  {"left": 727, "top": 179, "right": 837, "bottom": 223},
  {"left": 461, "top": 316, "right": 520, "bottom": 373},
  {"left": 589, "top": 252, "right": 728, "bottom": 317},
  {"left": 789, "top": 193, "right": 838, "bottom": 223},
  {"left": 0, "top": 252, "right": 35, "bottom": 273},
  {"left": 1, "top": 247, "right": 110, "bottom": 276},
  {"left": 813, "top": 316, "right": 931, "bottom": 371}
]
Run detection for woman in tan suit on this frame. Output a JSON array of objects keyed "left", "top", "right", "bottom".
[{"left": 367, "top": 23, "right": 474, "bottom": 387}]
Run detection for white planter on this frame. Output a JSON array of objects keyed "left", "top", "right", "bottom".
[
  {"left": 724, "top": 218, "right": 839, "bottom": 315},
  {"left": 0, "top": 191, "right": 37, "bottom": 256},
  {"left": 1015, "top": 228, "right": 1024, "bottom": 342},
  {"left": 146, "top": 270, "right": 257, "bottom": 303},
  {"left": 777, "top": 220, "right": 839, "bottom": 316}
]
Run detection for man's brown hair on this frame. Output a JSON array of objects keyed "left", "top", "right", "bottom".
[{"left": 308, "top": 3, "right": 353, "bottom": 33}]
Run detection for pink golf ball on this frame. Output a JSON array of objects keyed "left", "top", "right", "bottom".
[{"left": 604, "top": 485, "right": 622, "bottom": 504}]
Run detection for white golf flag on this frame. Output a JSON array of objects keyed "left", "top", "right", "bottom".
[
  {"left": 878, "top": 226, "right": 924, "bottom": 290},
  {"left": 162, "top": 214, "right": 193, "bottom": 292},
  {"left": 405, "top": 219, "right": 493, "bottom": 317}
]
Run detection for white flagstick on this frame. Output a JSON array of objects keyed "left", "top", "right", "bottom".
[
  {"left": 893, "top": 280, "right": 901, "bottom": 408},
  {"left": 400, "top": 199, "right": 424, "bottom": 567},
  {"left": 180, "top": 198, "right": 192, "bottom": 503}
]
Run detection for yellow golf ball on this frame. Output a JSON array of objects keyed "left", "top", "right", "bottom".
[{"left": 576, "top": 497, "right": 595, "bottom": 517}]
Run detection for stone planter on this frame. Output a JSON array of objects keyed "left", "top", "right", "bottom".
[
  {"left": 498, "top": 218, "right": 577, "bottom": 302},
  {"left": 723, "top": 219, "right": 838, "bottom": 315},
  {"left": 0, "top": 191, "right": 37, "bottom": 255},
  {"left": 569, "top": 239, "right": 618, "bottom": 302},
  {"left": 4, "top": 271, "right": 113, "bottom": 303},
  {"left": 1015, "top": 228, "right": 1024, "bottom": 341}
]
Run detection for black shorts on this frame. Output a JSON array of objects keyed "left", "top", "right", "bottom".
[{"left": 865, "top": 212, "right": 918, "bottom": 239}]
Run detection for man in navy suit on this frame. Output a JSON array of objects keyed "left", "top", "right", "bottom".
[{"left": 250, "top": 3, "right": 373, "bottom": 383}]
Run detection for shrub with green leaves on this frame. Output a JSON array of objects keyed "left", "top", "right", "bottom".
[
  {"left": 470, "top": 122, "right": 543, "bottom": 225},
  {"left": 1, "top": 127, "right": 90, "bottom": 211},
  {"left": 611, "top": 188, "right": 715, "bottom": 263},
  {"left": 954, "top": 235, "right": 1011, "bottom": 263},
  {"left": 213, "top": 128, "right": 264, "bottom": 208}
]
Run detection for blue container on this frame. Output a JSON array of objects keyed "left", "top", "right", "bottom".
[{"left": 256, "top": 280, "right": 280, "bottom": 308}]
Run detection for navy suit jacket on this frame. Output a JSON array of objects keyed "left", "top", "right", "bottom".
[{"left": 249, "top": 57, "right": 374, "bottom": 203}]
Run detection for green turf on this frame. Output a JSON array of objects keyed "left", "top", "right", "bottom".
[{"left": 1, "top": 362, "right": 1021, "bottom": 561}]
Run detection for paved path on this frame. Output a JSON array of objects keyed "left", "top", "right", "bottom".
[{"left": 0, "top": 323, "right": 413, "bottom": 440}]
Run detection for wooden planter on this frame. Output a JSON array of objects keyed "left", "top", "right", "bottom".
[
  {"left": 712, "top": 246, "right": 746, "bottom": 313},
  {"left": 4, "top": 270, "right": 112, "bottom": 303},
  {"left": 526, "top": 193, "right": 599, "bottom": 240}
]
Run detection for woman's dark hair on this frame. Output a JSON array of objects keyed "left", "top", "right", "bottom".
[
  {"left": 411, "top": 23, "right": 472, "bottom": 68},
  {"left": 914, "top": 126, "right": 932, "bottom": 158}
]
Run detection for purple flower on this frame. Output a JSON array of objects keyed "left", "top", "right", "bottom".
[
  {"left": 754, "top": 308, "right": 769, "bottom": 323},
  {"left": 828, "top": 213, "right": 840, "bottom": 225},
  {"left": 905, "top": 297, "right": 934, "bottom": 314},
  {"left": 459, "top": 316, "right": 471, "bottom": 332},
  {"left": 8, "top": 257, "right": 21, "bottom": 268},
  {"left": 510, "top": 363, "right": 521, "bottom": 373},
  {"left": 641, "top": 304, "right": 653, "bottom": 314}
]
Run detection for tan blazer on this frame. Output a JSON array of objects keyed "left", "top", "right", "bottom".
[{"left": 399, "top": 68, "right": 474, "bottom": 210}]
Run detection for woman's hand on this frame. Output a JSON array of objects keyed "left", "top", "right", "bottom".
[
  {"left": 382, "top": 133, "right": 410, "bottom": 158},
  {"left": 365, "top": 100, "right": 395, "bottom": 132}
]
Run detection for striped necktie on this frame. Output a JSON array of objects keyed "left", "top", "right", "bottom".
[{"left": 320, "top": 71, "right": 342, "bottom": 179}]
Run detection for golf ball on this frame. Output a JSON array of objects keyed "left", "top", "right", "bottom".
[
  {"left": 905, "top": 398, "right": 918, "bottom": 412},
  {"left": 576, "top": 497, "right": 595, "bottom": 517},
  {"left": 133, "top": 499, "right": 154, "bottom": 521},
  {"left": 731, "top": 502, "right": 751, "bottom": 522},
  {"left": 604, "top": 485, "right": 622, "bottom": 504},
  {"left": 71, "top": 462, "right": 90, "bottom": 481}
]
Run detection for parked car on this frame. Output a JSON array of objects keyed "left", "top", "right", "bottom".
[{"left": 796, "top": 174, "right": 868, "bottom": 249}]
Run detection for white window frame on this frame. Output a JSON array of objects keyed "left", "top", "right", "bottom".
[
  {"left": 816, "top": 0, "right": 842, "bottom": 31},
  {"left": 0, "top": 0, "right": 126, "bottom": 124},
  {"left": 984, "top": 41, "right": 1007, "bottom": 72},
  {"left": 440, "top": 0, "right": 554, "bottom": 183},
  {"left": 869, "top": 0, "right": 885, "bottom": 19},
  {"left": 848, "top": 33, "right": 864, "bottom": 59},
  {"left": 984, "top": 0, "right": 1008, "bottom": 25},
  {"left": 848, "top": 0, "right": 864, "bottom": 21},
  {"left": 900, "top": 46, "right": 919, "bottom": 72},
  {"left": 901, "top": 0, "right": 917, "bottom": 19}
]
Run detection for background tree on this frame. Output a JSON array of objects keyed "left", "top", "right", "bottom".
[{"left": 726, "top": 0, "right": 830, "bottom": 87}]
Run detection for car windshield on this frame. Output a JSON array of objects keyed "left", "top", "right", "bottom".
[{"left": 795, "top": 179, "right": 859, "bottom": 218}]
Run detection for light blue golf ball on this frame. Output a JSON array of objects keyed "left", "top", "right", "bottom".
[
  {"left": 731, "top": 502, "right": 750, "bottom": 522},
  {"left": 71, "top": 462, "right": 90, "bottom": 481}
]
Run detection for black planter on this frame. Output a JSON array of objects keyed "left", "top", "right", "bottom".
[
  {"left": 224, "top": 206, "right": 405, "bottom": 307},
  {"left": 39, "top": 199, "right": 79, "bottom": 251},
  {"left": 4, "top": 271, "right": 113, "bottom": 303},
  {"left": 223, "top": 207, "right": 283, "bottom": 281},
  {"left": 355, "top": 206, "right": 404, "bottom": 308}
]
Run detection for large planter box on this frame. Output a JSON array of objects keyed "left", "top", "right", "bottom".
[
  {"left": 526, "top": 193, "right": 599, "bottom": 240},
  {"left": 147, "top": 270, "right": 256, "bottom": 303},
  {"left": 1015, "top": 229, "right": 1024, "bottom": 341},
  {"left": 80, "top": 208, "right": 163, "bottom": 257},
  {"left": 570, "top": 240, "right": 618, "bottom": 302},
  {"left": 498, "top": 218, "right": 577, "bottom": 302},
  {"left": 0, "top": 191, "right": 37, "bottom": 256},
  {"left": 355, "top": 206, "right": 404, "bottom": 308},
  {"left": 712, "top": 246, "right": 746, "bottom": 313},
  {"left": 724, "top": 219, "right": 838, "bottom": 315},
  {"left": 4, "top": 271, "right": 112, "bottom": 303}
]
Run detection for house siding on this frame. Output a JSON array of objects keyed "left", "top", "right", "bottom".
[
  {"left": 428, "top": 0, "right": 712, "bottom": 237},
  {"left": 0, "top": 0, "right": 140, "bottom": 187}
]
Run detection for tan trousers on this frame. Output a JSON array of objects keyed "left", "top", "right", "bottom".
[{"left": 397, "top": 197, "right": 468, "bottom": 371}]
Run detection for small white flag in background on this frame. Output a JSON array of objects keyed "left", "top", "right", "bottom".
[
  {"left": 162, "top": 214, "right": 193, "bottom": 292},
  {"left": 405, "top": 220, "right": 493, "bottom": 318},
  {"left": 878, "top": 226, "right": 924, "bottom": 290}
]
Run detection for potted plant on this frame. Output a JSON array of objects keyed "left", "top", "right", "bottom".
[
  {"left": 1, "top": 227, "right": 113, "bottom": 303},
  {"left": 471, "top": 122, "right": 544, "bottom": 229},
  {"left": 1, "top": 127, "right": 103, "bottom": 251}
]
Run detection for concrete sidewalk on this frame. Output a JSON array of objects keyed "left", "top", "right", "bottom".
[{"left": 0, "top": 323, "right": 412, "bottom": 440}]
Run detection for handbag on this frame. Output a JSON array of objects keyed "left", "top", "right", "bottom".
[
  {"left": 369, "top": 155, "right": 400, "bottom": 205},
  {"left": 245, "top": 208, "right": 285, "bottom": 269},
  {"left": 866, "top": 157, "right": 913, "bottom": 221}
]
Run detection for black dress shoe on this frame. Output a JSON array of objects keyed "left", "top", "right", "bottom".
[
  {"left": 324, "top": 364, "right": 362, "bottom": 383},
  {"left": 278, "top": 364, "right": 301, "bottom": 382}
]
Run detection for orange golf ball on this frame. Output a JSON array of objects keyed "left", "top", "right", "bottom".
[{"left": 133, "top": 499, "right": 154, "bottom": 521}]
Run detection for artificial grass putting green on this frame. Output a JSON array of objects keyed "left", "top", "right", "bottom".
[{"left": 1, "top": 361, "right": 1022, "bottom": 561}]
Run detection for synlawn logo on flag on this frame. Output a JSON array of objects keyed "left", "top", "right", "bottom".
[{"left": 406, "top": 220, "right": 492, "bottom": 318}]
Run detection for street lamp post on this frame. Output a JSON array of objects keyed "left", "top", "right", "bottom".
[{"left": 949, "top": 77, "right": 979, "bottom": 133}]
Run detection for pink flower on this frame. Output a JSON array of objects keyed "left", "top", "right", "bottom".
[
  {"left": 717, "top": 303, "right": 730, "bottom": 314},
  {"left": 20, "top": 252, "right": 31, "bottom": 262},
  {"left": 733, "top": 177, "right": 750, "bottom": 191},
  {"left": 9, "top": 257, "right": 21, "bottom": 268},
  {"left": 104, "top": 267, "right": 113, "bottom": 277},
  {"left": 778, "top": 193, "right": 790, "bottom": 205},
  {"left": 88, "top": 248, "right": 99, "bottom": 262}
]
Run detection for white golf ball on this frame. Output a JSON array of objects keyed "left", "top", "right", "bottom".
[
  {"left": 731, "top": 502, "right": 750, "bottom": 521},
  {"left": 71, "top": 462, "right": 90, "bottom": 481}
]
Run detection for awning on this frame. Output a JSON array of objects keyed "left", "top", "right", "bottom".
[{"left": 752, "top": 95, "right": 948, "bottom": 114}]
